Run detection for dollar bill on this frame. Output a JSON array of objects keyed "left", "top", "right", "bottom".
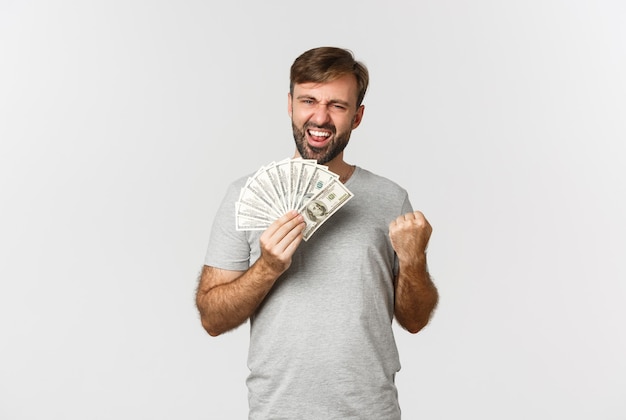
[
  {"left": 239, "top": 177, "right": 282, "bottom": 219},
  {"left": 252, "top": 162, "right": 286, "bottom": 214},
  {"left": 274, "top": 158, "right": 293, "bottom": 213},
  {"left": 293, "top": 161, "right": 338, "bottom": 211},
  {"left": 299, "top": 178, "right": 353, "bottom": 240},
  {"left": 235, "top": 216, "right": 271, "bottom": 231},
  {"left": 235, "top": 158, "right": 353, "bottom": 240}
]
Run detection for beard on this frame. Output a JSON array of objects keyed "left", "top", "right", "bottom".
[{"left": 291, "top": 120, "right": 352, "bottom": 165}]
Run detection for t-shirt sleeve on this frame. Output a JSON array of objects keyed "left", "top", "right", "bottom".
[
  {"left": 393, "top": 192, "right": 414, "bottom": 276},
  {"left": 401, "top": 193, "right": 413, "bottom": 215},
  {"left": 203, "top": 179, "right": 252, "bottom": 271}
]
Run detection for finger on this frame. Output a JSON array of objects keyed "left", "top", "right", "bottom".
[
  {"left": 276, "top": 215, "right": 305, "bottom": 246},
  {"left": 403, "top": 211, "right": 428, "bottom": 225},
  {"left": 264, "top": 210, "right": 302, "bottom": 238},
  {"left": 390, "top": 211, "right": 414, "bottom": 228},
  {"left": 412, "top": 211, "right": 428, "bottom": 224},
  {"left": 268, "top": 211, "right": 305, "bottom": 250},
  {"left": 281, "top": 225, "right": 305, "bottom": 255},
  {"left": 389, "top": 211, "right": 431, "bottom": 237}
]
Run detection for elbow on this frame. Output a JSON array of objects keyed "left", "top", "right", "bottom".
[
  {"left": 200, "top": 317, "right": 224, "bottom": 337},
  {"left": 398, "top": 298, "right": 439, "bottom": 334},
  {"left": 196, "top": 295, "right": 224, "bottom": 337},
  {"left": 404, "top": 320, "right": 429, "bottom": 334},
  {"left": 197, "top": 307, "right": 225, "bottom": 337}
]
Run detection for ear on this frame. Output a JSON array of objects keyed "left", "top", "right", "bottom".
[
  {"left": 287, "top": 92, "right": 293, "bottom": 118},
  {"left": 351, "top": 105, "right": 365, "bottom": 129}
]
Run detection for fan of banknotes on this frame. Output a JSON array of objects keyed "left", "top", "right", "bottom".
[{"left": 235, "top": 157, "right": 354, "bottom": 241}]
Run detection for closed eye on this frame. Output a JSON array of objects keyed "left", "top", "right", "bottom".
[{"left": 297, "top": 96, "right": 317, "bottom": 106}]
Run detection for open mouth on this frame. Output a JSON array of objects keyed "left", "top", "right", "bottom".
[{"left": 307, "top": 128, "right": 332, "bottom": 147}]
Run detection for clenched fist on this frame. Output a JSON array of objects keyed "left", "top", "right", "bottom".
[{"left": 388, "top": 211, "right": 432, "bottom": 261}]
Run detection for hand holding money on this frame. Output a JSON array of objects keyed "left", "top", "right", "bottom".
[
  {"left": 236, "top": 158, "right": 354, "bottom": 241},
  {"left": 257, "top": 210, "right": 306, "bottom": 276}
]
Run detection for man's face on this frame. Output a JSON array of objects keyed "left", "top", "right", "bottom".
[{"left": 288, "top": 74, "right": 364, "bottom": 165}]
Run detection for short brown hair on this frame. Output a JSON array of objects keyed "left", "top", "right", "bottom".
[{"left": 290, "top": 47, "right": 369, "bottom": 107}]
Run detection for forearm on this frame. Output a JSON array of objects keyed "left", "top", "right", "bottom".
[
  {"left": 197, "top": 210, "right": 305, "bottom": 336},
  {"left": 394, "top": 254, "right": 439, "bottom": 334},
  {"left": 196, "top": 260, "right": 281, "bottom": 336}
]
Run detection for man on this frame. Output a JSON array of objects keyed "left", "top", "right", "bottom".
[{"left": 196, "top": 46, "right": 438, "bottom": 419}]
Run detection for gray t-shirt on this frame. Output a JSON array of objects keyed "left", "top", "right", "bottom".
[{"left": 205, "top": 166, "right": 413, "bottom": 420}]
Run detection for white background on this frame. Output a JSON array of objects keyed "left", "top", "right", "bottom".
[{"left": 1, "top": 1, "right": 625, "bottom": 419}]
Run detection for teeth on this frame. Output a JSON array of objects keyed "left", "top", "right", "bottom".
[{"left": 309, "top": 130, "right": 330, "bottom": 137}]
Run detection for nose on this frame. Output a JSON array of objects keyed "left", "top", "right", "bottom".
[{"left": 310, "top": 103, "right": 331, "bottom": 125}]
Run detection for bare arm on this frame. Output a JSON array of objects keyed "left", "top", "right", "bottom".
[
  {"left": 389, "top": 211, "right": 439, "bottom": 334},
  {"left": 195, "top": 210, "right": 305, "bottom": 336}
]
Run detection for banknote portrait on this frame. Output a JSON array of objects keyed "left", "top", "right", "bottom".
[{"left": 305, "top": 200, "right": 328, "bottom": 222}]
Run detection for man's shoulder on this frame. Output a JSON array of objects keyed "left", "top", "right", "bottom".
[
  {"left": 353, "top": 166, "right": 408, "bottom": 193},
  {"left": 221, "top": 172, "right": 256, "bottom": 195}
]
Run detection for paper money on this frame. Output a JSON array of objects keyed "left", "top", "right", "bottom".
[
  {"left": 235, "top": 158, "right": 353, "bottom": 240},
  {"left": 299, "top": 177, "right": 353, "bottom": 240}
]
